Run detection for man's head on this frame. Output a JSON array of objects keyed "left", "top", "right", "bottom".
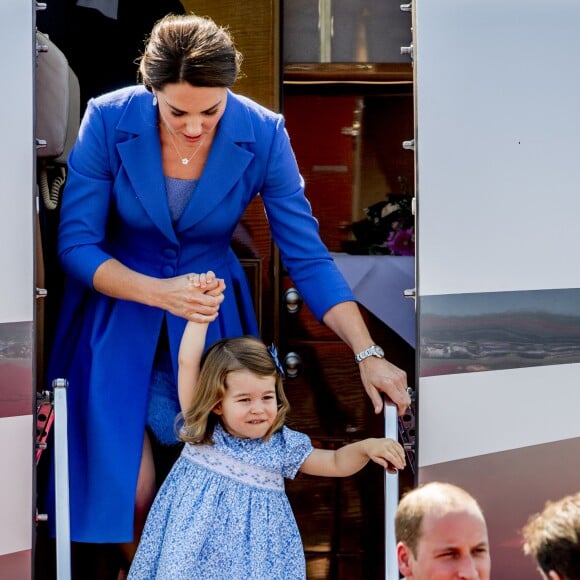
[
  {"left": 395, "top": 482, "right": 491, "bottom": 579},
  {"left": 522, "top": 491, "right": 580, "bottom": 580}
]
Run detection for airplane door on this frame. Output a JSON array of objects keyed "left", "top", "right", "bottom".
[
  {"left": 0, "top": 0, "right": 35, "bottom": 578},
  {"left": 412, "top": 1, "right": 580, "bottom": 576}
]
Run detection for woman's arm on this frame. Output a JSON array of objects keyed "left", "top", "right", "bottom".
[
  {"left": 300, "top": 437, "right": 406, "bottom": 478},
  {"left": 93, "top": 259, "right": 225, "bottom": 322},
  {"left": 256, "top": 117, "right": 410, "bottom": 416},
  {"left": 322, "top": 301, "right": 410, "bottom": 415}
]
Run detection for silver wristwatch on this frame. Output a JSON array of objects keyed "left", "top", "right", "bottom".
[{"left": 354, "top": 344, "right": 385, "bottom": 363}]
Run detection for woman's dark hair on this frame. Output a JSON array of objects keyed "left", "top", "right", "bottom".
[{"left": 138, "top": 13, "right": 242, "bottom": 91}]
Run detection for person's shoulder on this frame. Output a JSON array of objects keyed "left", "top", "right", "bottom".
[
  {"left": 90, "top": 85, "right": 148, "bottom": 112},
  {"left": 84, "top": 86, "right": 152, "bottom": 133},
  {"left": 228, "top": 91, "right": 282, "bottom": 124},
  {"left": 278, "top": 425, "right": 312, "bottom": 447},
  {"left": 275, "top": 427, "right": 314, "bottom": 473}
]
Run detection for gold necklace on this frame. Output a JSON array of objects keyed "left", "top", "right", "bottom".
[{"left": 161, "top": 118, "right": 205, "bottom": 166}]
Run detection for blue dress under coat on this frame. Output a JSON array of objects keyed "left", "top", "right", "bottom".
[
  {"left": 46, "top": 85, "right": 355, "bottom": 543},
  {"left": 127, "top": 424, "right": 314, "bottom": 579}
]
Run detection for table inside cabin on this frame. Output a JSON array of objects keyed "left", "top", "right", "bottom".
[{"left": 330, "top": 253, "right": 416, "bottom": 348}]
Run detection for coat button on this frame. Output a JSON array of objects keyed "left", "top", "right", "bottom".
[{"left": 161, "top": 264, "right": 175, "bottom": 277}]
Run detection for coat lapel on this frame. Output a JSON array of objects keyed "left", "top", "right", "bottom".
[
  {"left": 176, "top": 91, "right": 256, "bottom": 232},
  {"left": 116, "top": 89, "right": 176, "bottom": 242},
  {"left": 111, "top": 89, "right": 256, "bottom": 240}
]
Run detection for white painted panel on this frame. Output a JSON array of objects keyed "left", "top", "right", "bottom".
[
  {"left": 0, "top": 0, "right": 34, "bottom": 323},
  {"left": 415, "top": 0, "right": 580, "bottom": 296},
  {"left": 0, "top": 415, "right": 33, "bottom": 555},
  {"left": 418, "top": 363, "right": 580, "bottom": 466}
]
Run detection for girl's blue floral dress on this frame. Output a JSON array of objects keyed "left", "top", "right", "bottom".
[{"left": 127, "top": 423, "right": 314, "bottom": 580}]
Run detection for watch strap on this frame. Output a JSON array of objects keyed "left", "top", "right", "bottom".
[{"left": 355, "top": 345, "right": 384, "bottom": 363}]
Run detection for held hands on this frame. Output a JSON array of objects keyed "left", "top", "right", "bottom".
[
  {"left": 164, "top": 270, "right": 225, "bottom": 322},
  {"left": 187, "top": 271, "right": 224, "bottom": 294},
  {"left": 358, "top": 356, "right": 411, "bottom": 416},
  {"left": 362, "top": 437, "right": 406, "bottom": 474}
]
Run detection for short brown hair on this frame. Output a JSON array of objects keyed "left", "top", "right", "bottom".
[
  {"left": 138, "top": 13, "right": 243, "bottom": 91},
  {"left": 522, "top": 492, "right": 580, "bottom": 580},
  {"left": 179, "top": 336, "right": 289, "bottom": 444},
  {"left": 395, "top": 482, "right": 485, "bottom": 556}
]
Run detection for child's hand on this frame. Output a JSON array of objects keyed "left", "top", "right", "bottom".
[
  {"left": 363, "top": 438, "right": 406, "bottom": 473},
  {"left": 187, "top": 271, "right": 226, "bottom": 298}
]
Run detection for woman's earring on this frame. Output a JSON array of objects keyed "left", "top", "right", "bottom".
[{"left": 152, "top": 94, "right": 157, "bottom": 106}]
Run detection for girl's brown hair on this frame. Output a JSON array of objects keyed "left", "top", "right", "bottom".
[{"left": 179, "top": 336, "right": 289, "bottom": 444}]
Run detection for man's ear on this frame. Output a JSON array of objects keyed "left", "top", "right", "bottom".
[
  {"left": 397, "top": 542, "right": 414, "bottom": 577},
  {"left": 212, "top": 403, "right": 223, "bottom": 416},
  {"left": 547, "top": 571, "right": 562, "bottom": 580}
]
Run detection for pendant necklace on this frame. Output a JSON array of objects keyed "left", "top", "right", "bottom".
[{"left": 162, "top": 119, "right": 205, "bottom": 166}]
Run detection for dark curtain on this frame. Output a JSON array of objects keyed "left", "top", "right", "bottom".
[{"left": 37, "top": 0, "right": 186, "bottom": 111}]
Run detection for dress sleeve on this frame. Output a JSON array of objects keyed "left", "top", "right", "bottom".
[
  {"left": 57, "top": 98, "right": 116, "bottom": 287},
  {"left": 280, "top": 427, "right": 315, "bottom": 479}
]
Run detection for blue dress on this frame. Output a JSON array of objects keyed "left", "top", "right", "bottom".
[{"left": 128, "top": 424, "right": 314, "bottom": 580}]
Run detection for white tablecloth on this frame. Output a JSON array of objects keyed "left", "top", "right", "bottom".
[{"left": 331, "top": 253, "right": 416, "bottom": 347}]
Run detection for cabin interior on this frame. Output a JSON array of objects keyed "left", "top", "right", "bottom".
[{"left": 34, "top": 1, "right": 417, "bottom": 578}]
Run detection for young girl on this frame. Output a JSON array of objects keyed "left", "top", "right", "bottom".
[{"left": 128, "top": 274, "right": 406, "bottom": 580}]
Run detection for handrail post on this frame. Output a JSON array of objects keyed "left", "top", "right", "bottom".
[
  {"left": 52, "top": 378, "right": 71, "bottom": 580},
  {"left": 384, "top": 399, "right": 399, "bottom": 580}
]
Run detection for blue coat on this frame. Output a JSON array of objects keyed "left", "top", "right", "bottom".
[{"left": 46, "top": 85, "right": 355, "bottom": 543}]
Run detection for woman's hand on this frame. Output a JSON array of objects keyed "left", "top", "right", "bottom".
[
  {"left": 92, "top": 259, "right": 226, "bottom": 322},
  {"left": 321, "top": 301, "right": 411, "bottom": 416},
  {"left": 162, "top": 271, "right": 226, "bottom": 322},
  {"left": 358, "top": 356, "right": 410, "bottom": 416}
]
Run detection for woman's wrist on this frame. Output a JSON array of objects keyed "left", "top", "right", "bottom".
[{"left": 144, "top": 276, "right": 167, "bottom": 309}]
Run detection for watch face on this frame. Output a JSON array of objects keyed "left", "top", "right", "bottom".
[{"left": 374, "top": 346, "right": 385, "bottom": 357}]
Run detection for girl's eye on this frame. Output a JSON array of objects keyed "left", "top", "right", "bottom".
[{"left": 170, "top": 110, "right": 184, "bottom": 117}]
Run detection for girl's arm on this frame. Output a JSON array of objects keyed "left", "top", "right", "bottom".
[
  {"left": 177, "top": 272, "right": 223, "bottom": 411},
  {"left": 177, "top": 320, "right": 208, "bottom": 412},
  {"left": 299, "top": 437, "right": 406, "bottom": 478}
]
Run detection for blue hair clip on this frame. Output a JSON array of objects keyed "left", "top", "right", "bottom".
[{"left": 267, "top": 344, "right": 286, "bottom": 377}]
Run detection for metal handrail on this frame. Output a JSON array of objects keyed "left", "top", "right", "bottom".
[
  {"left": 384, "top": 400, "right": 399, "bottom": 580},
  {"left": 53, "top": 378, "right": 71, "bottom": 580}
]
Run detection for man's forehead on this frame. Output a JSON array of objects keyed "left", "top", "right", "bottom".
[{"left": 419, "top": 508, "right": 489, "bottom": 547}]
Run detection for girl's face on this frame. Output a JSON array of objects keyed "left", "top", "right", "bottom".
[
  {"left": 154, "top": 82, "right": 227, "bottom": 146},
  {"left": 213, "top": 369, "right": 278, "bottom": 439}
]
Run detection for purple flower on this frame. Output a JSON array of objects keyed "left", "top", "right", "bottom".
[{"left": 386, "top": 227, "right": 415, "bottom": 256}]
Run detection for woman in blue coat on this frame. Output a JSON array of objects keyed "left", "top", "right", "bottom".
[{"left": 46, "top": 12, "right": 410, "bottom": 571}]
